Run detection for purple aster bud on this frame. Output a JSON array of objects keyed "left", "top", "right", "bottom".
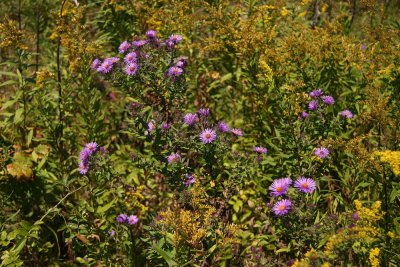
[
  {"left": 161, "top": 122, "right": 169, "bottom": 130},
  {"left": 352, "top": 213, "right": 359, "bottom": 221},
  {"left": 125, "top": 63, "right": 138, "bottom": 75},
  {"left": 146, "top": 30, "right": 157, "bottom": 39},
  {"left": 148, "top": 121, "right": 155, "bottom": 132},
  {"left": 116, "top": 214, "right": 128, "bottom": 224},
  {"left": 91, "top": 59, "right": 101, "bottom": 70},
  {"left": 339, "top": 109, "right": 353, "bottom": 119},
  {"left": 183, "top": 113, "right": 198, "bottom": 126},
  {"left": 314, "top": 147, "right": 330, "bottom": 159},
  {"left": 167, "top": 153, "right": 181, "bottom": 164},
  {"left": 127, "top": 215, "right": 139, "bottom": 225},
  {"left": 309, "top": 89, "right": 323, "bottom": 98},
  {"left": 308, "top": 100, "right": 318, "bottom": 110},
  {"left": 361, "top": 44, "right": 366, "bottom": 51},
  {"left": 301, "top": 111, "right": 309, "bottom": 119},
  {"left": 167, "top": 66, "right": 183, "bottom": 77},
  {"left": 200, "top": 128, "right": 217, "bottom": 144},
  {"left": 198, "top": 108, "right": 210, "bottom": 117},
  {"left": 217, "top": 121, "right": 229, "bottom": 133},
  {"left": 118, "top": 41, "right": 131, "bottom": 54},
  {"left": 109, "top": 229, "right": 116, "bottom": 237},
  {"left": 321, "top": 95, "right": 335, "bottom": 105}
]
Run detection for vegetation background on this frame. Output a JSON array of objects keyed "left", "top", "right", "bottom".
[{"left": 1, "top": 0, "right": 400, "bottom": 266}]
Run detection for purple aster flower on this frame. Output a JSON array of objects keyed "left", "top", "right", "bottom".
[
  {"left": 294, "top": 177, "right": 317, "bottom": 193},
  {"left": 168, "top": 34, "right": 183, "bottom": 44},
  {"left": 167, "top": 66, "right": 183, "bottom": 76},
  {"left": 308, "top": 100, "right": 318, "bottom": 111},
  {"left": 148, "top": 121, "right": 155, "bottom": 132},
  {"left": 321, "top": 95, "right": 335, "bottom": 105},
  {"left": 109, "top": 229, "right": 116, "bottom": 237},
  {"left": 164, "top": 39, "right": 175, "bottom": 49},
  {"left": 97, "top": 59, "right": 114, "bottom": 74},
  {"left": 200, "top": 128, "right": 217, "bottom": 144},
  {"left": 85, "top": 142, "right": 98, "bottom": 154},
  {"left": 183, "top": 113, "right": 198, "bottom": 126},
  {"left": 314, "top": 147, "right": 329, "bottom": 159},
  {"left": 339, "top": 109, "right": 353, "bottom": 119},
  {"left": 79, "top": 162, "right": 88, "bottom": 174},
  {"left": 269, "top": 177, "right": 292, "bottom": 197},
  {"left": 79, "top": 148, "right": 90, "bottom": 162},
  {"left": 301, "top": 111, "right": 309, "bottom": 119},
  {"left": 127, "top": 215, "right": 139, "bottom": 225},
  {"left": 167, "top": 153, "right": 181, "bottom": 164},
  {"left": 132, "top": 40, "right": 147, "bottom": 48},
  {"left": 309, "top": 89, "right": 323, "bottom": 98},
  {"left": 352, "top": 213, "right": 359, "bottom": 221},
  {"left": 118, "top": 41, "right": 131, "bottom": 54},
  {"left": 184, "top": 173, "right": 195, "bottom": 186},
  {"left": 161, "top": 122, "right": 169, "bottom": 130},
  {"left": 231, "top": 128, "right": 243, "bottom": 136},
  {"left": 198, "top": 108, "right": 210, "bottom": 117},
  {"left": 146, "top": 30, "right": 157, "bottom": 39},
  {"left": 116, "top": 214, "right": 128, "bottom": 224},
  {"left": 361, "top": 44, "right": 367, "bottom": 51},
  {"left": 272, "top": 199, "right": 292, "bottom": 216},
  {"left": 91, "top": 59, "right": 101, "bottom": 70},
  {"left": 124, "top": 52, "right": 137, "bottom": 63},
  {"left": 125, "top": 63, "right": 138, "bottom": 75},
  {"left": 217, "top": 121, "right": 229, "bottom": 133},
  {"left": 253, "top": 146, "right": 267, "bottom": 154},
  {"left": 176, "top": 61, "right": 185, "bottom": 68},
  {"left": 108, "top": 57, "right": 120, "bottom": 63}
]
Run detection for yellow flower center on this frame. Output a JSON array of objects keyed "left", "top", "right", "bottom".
[{"left": 279, "top": 205, "right": 285, "bottom": 211}]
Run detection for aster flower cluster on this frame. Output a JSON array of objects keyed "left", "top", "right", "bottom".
[
  {"left": 180, "top": 108, "right": 243, "bottom": 145},
  {"left": 116, "top": 214, "right": 139, "bottom": 225},
  {"left": 304, "top": 89, "right": 335, "bottom": 112},
  {"left": 78, "top": 142, "right": 98, "bottom": 174},
  {"left": 165, "top": 108, "right": 246, "bottom": 187},
  {"left": 269, "top": 176, "right": 317, "bottom": 216},
  {"left": 90, "top": 30, "right": 186, "bottom": 80}
]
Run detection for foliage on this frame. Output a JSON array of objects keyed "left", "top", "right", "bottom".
[{"left": 1, "top": 0, "right": 400, "bottom": 266}]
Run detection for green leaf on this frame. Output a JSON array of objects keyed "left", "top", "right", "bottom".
[
  {"left": 0, "top": 80, "right": 17, "bottom": 88},
  {"left": 152, "top": 240, "right": 178, "bottom": 266},
  {"left": 13, "top": 108, "right": 24, "bottom": 124},
  {"left": 96, "top": 198, "right": 116, "bottom": 214},
  {"left": 275, "top": 247, "right": 290, "bottom": 254}
]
